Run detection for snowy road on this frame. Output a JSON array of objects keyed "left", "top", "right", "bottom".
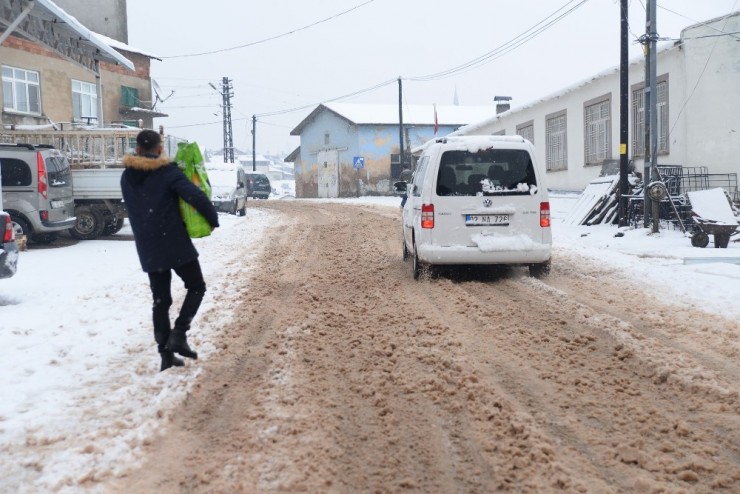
[{"left": 105, "top": 200, "right": 740, "bottom": 493}]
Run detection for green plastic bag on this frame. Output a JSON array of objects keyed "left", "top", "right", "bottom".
[{"left": 174, "top": 142, "right": 212, "bottom": 238}]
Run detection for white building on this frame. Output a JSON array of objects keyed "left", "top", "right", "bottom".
[{"left": 454, "top": 11, "right": 740, "bottom": 192}]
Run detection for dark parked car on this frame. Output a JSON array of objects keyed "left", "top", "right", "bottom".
[{"left": 245, "top": 173, "right": 271, "bottom": 200}]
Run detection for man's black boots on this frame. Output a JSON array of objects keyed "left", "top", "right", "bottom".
[
  {"left": 159, "top": 350, "right": 185, "bottom": 372},
  {"left": 166, "top": 329, "right": 198, "bottom": 360}
]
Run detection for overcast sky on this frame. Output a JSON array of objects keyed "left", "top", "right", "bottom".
[{"left": 126, "top": 0, "right": 738, "bottom": 157}]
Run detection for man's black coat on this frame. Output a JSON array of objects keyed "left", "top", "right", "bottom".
[{"left": 121, "top": 154, "right": 219, "bottom": 272}]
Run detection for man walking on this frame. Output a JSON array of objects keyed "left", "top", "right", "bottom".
[{"left": 121, "top": 130, "right": 220, "bottom": 371}]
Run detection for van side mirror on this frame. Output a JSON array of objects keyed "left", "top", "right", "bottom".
[{"left": 393, "top": 180, "right": 408, "bottom": 195}]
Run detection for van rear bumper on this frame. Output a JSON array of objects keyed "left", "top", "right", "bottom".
[
  {"left": 417, "top": 244, "right": 551, "bottom": 265},
  {"left": 41, "top": 217, "right": 77, "bottom": 231}
]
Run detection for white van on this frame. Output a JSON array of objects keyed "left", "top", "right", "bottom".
[
  {"left": 205, "top": 163, "right": 247, "bottom": 216},
  {"left": 401, "top": 135, "right": 552, "bottom": 279}
]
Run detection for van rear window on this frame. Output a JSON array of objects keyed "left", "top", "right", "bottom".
[
  {"left": 436, "top": 149, "right": 537, "bottom": 196},
  {"left": 46, "top": 156, "right": 72, "bottom": 187}
]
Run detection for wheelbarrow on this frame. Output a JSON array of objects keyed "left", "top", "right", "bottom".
[{"left": 687, "top": 188, "right": 740, "bottom": 248}]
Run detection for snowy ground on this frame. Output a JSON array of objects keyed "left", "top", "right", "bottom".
[{"left": 1, "top": 192, "right": 739, "bottom": 492}]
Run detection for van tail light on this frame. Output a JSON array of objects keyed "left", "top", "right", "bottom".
[
  {"left": 39, "top": 210, "right": 49, "bottom": 222},
  {"left": 3, "top": 215, "right": 14, "bottom": 242},
  {"left": 37, "top": 151, "right": 48, "bottom": 199},
  {"left": 540, "top": 201, "right": 551, "bottom": 228},
  {"left": 421, "top": 203, "right": 434, "bottom": 229}
]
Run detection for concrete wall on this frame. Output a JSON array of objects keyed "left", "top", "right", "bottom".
[
  {"left": 1, "top": 37, "right": 153, "bottom": 128},
  {"left": 680, "top": 12, "right": 740, "bottom": 174},
  {"left": 53, "top": 0, "right": 129, "bottom": 42},
  {"left": 456, "top": 12, "right": 739, "bottom": 192}
]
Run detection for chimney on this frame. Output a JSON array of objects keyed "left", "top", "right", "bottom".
[{"left": 494, "top": 96, "right": 512, "bottom": 114}]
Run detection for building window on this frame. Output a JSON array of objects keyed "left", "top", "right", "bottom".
[
  {"left": 516, "top": 121, "right": 534, "bottom": 145},
  {"left": 324, "top": 132, "right": 330, "bottom": 145},
  {"left": 632, "top": 77, "right": 669, "bottom": 158},
  {"left": 2, "top": 66, "right": 41, "bottom": 114},
  {"left": 584, "top": 95, "right": 611, "bottom": 166},
  {"left": 120, "top": 86, "right": 140, "bottom": 107},
  {"left": 72, "top": 80, "right": 98, "bottom": 123},
  {"left": 546, "top": 111, "right": 567, "bottom": 171}
]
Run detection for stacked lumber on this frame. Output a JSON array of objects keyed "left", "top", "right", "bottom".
[{"left": 561, "top": 176, "right": 621, "bottom": 226}]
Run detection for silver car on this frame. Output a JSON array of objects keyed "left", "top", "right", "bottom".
[{"left": 0, "top": 143, "right": 76, "bottom": 244}]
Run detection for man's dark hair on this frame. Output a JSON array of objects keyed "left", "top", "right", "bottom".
[{"left": 136, "top": 130, "right": 161, "bottom": 153}]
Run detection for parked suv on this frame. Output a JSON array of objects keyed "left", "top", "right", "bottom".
[
  {"left": 245, "top": 172, "right": 271, "bottom": 199},
  {"left": 0, "top": 143, "right": 76, "bottom": 244},
  {"left": 401, "top": 135, "right": 552, "bottom": 279}
]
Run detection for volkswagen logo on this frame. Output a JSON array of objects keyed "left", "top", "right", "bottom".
[{"left": 483, "top": 198, "right": 492, "bottom": 208}]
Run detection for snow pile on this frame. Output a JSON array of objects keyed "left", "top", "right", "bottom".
[{"left": 0, "top": 210, "right": 271, "bottom": 492}]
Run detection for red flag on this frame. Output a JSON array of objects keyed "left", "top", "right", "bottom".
[{"left": 433, "top": 104, "right": 439, "bottom": 135}]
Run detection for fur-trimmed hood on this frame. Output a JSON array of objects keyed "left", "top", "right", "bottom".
[{"left": 122, "top": 154, "right": 172, "bottom": 171}]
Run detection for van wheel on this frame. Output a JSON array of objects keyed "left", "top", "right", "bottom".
[
  {"left": 10, "top": 215, "right": 31, "bottom": 240},
  {"left": 70, "top": 206, "right": 105, "bottom": 240},
  {"left": 529, "top": 260, "right": 551, "bottom": 278},
  {"left": 412, "top": 242, "right": 421, "bottom": 280}
]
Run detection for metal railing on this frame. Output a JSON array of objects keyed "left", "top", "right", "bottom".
[{"left": 0, "top": 129, "right": 142, "bottom": 168}]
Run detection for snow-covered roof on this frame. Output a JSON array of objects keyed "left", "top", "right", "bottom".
[
  {"left": 92, "top": 32, "right": 162, "bottom": 61},
  {"left": 291, "top": 103, "right": 496, "bottom": 135},
  {"left": 5, "top": 0, "right": 135, "bottom": 71},
  {"left": 681, "top": 9, "right": 740, "bottom": 37}
]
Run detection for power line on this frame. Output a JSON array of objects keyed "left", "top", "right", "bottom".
[
  {"left": 252, "top": 0, "right": 590, "bottom": 119},
  {"left": 167, "top": 118, "right": 248, "bottom": 130},
  {"left": 255, "top": 78, "right": 397, "bottom": 117},
  {"left": 161, "top": 0, "right": 376, "bottom": 59},
  {"left": 167, "top": 0, "right": 600, "bottom": 128},
  {"left": 657, "top": 2, "right": 740, "bottom": 41},
  {"left": 408, "top": 0, "right": 590, "bottom": 82}
]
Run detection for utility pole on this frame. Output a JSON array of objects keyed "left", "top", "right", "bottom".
[
  {"left": 642, "top": 0, "right": 659, "bottom": 232},
  {"left": 398, "top": 77, "right": 404, "bottom": 175},
  {"left": 252, "top": 115, "right": 256, "bottom": 172},
  {"left": 211, "top": 77, "right": 234, "bottom": 163},
  {"left": 618, "top": 0, "right": 629, "bottom": 226}
]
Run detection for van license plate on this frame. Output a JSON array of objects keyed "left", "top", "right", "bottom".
[
  {"left": 51, "top": 200, "right": 64, "bottom": 209},
  {"left": 465, "top": 214, "right": 509, "bottom": 226}
]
